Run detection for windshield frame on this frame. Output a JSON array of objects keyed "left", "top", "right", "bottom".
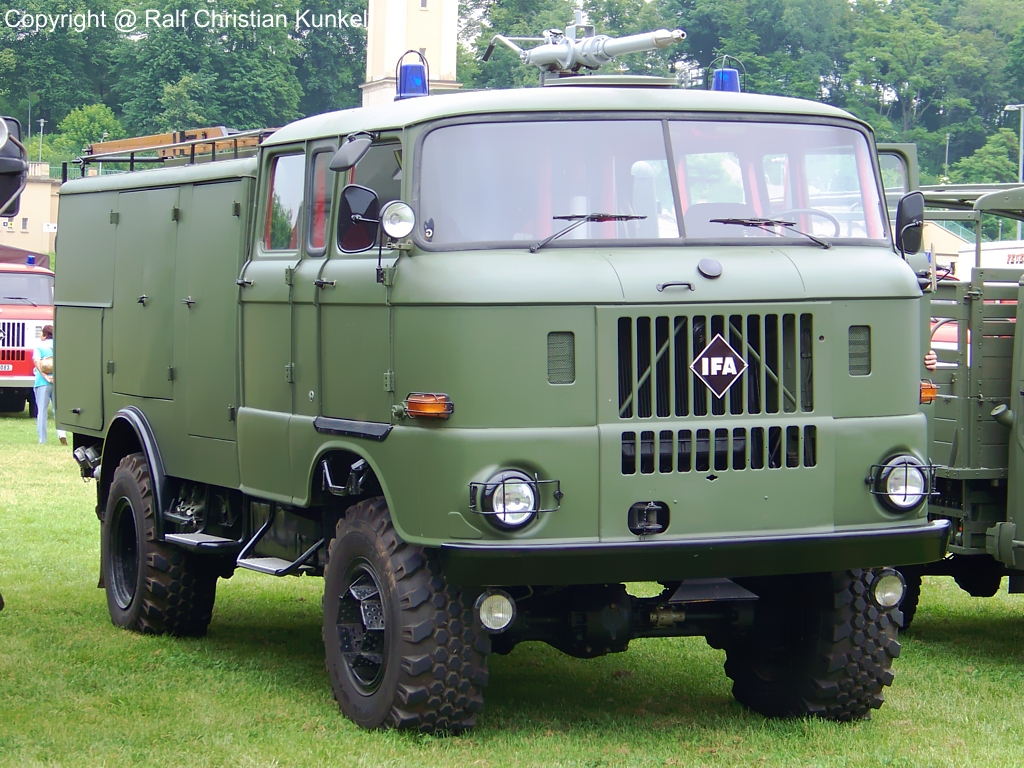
[{"left": 411, "top": 111, "right": 892, "bottom": 253}]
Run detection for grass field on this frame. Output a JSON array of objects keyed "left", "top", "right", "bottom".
[{"left": 3, "top": 409, "right": 1024, "bottom": 767}]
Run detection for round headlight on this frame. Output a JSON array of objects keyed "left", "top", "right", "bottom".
[
  {"left": 872, "top": 570, "right": 906, "bottom": 609},
  {"left": 484, "top": 470, "right": 537, "bottom": 529},
  {"left": 380, "top": 201, "right": 415, "bottom": 240},
  {"left": 476, "top": 590, "right": 516, "bottom": 632},
  {"left": 880, "top": 456, "right": 927, "bottom": 511}
]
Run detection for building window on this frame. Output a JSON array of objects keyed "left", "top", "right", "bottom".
[
  {"left": 21, "top": 218, "right": 27, "bottom": 231},
  {"left": 420, "top": 0, "right": 427, "bottom": 7}
]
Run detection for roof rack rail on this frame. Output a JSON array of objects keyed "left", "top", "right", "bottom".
[{"left": 62, "top": 126, "right": 276, "bottom": 182}]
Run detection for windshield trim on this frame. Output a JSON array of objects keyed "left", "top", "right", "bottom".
[{"left": 411, "top": 111, "right": 892, "bottom": 253}]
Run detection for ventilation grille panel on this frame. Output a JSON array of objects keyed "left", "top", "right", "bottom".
[
  {"left": 0, "top": 321, "right": 26, "bottom": 361},
  {"left": 547, "top": 331, "right": 575, "bottom": 384},
  {"left": 848, "top": 326, "right": 871, "bottom": 376},
  {"left": 621, "top": 425, "right": 817, "bottom": 475},
  {"left": 617, "top": 313, "right": 814, "bottom": 419}
]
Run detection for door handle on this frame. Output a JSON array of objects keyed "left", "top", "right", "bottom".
[
  {"left": 137, "top": 295, "right": 148, "bottom": 305},
  {"left": 71, "top": 408, "right": 81, "bottom": 414},
  {"left": 235, "top": 278, "right": 253, "bottom": 287},
  {"left": 656, "top": 282, "right": 695, "bottom": 292},
  {"left": 182, "top": 296, "right": 195, "bottom": 307},
  {"left": 313, "top": 279, "right": 336, "bottom": 288}
]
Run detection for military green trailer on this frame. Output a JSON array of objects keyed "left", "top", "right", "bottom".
[
  {"left": 892, "top": 184, "right": 1024, "bottom": 626},
  {"left": 41, "top": 25, "right": 951, "bottom": 733}
]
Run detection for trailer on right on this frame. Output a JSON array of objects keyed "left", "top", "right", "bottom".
[{"left": 899, "top": 179, "right": 1024, "bottom": 627}]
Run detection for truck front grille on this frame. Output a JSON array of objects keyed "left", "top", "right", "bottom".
[
  {"left": 0, "top": 321, "right": 25, "bottom": 361},
  {"left": 617, "top": 313, "right": 814, "bottom": 419},
  {"left": 621, "top": 425, "right": 817, "bottom": 475}
]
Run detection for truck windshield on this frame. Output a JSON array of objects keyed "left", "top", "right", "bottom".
[
  {"left": 0, "top": 272, "right": 53, "bottom": 305},
  {"left": 417, "top": 119, "right": 886, "bottom": 248}
]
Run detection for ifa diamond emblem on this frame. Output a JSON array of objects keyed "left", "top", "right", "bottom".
[{"left": 690, "top": 333, "right": 748, "bottom": 398}]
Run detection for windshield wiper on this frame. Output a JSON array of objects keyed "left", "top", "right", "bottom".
[
  {"left": 530, "top": 213, "right": 646, "bottom": 253},
  {"left": 708, "top": 217, "right": 831, "bottom": 250},
  {"left": 3, "top": 296, "right": 37, "bottom": 306}
]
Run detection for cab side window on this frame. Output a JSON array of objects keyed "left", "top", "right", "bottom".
[
  {"left": 263, "top": 153, "right": 305, "bottom": 251},
  {"left": 307, "top": 150, "right": 334, "bottom": 256},
  {"left": 353, "top": 144, "right": 402, "bottom": 205}
]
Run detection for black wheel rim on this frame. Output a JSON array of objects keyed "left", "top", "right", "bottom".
[
  {"left": 109, "top": 497, "right": 139, "bottom": 610},
  {"left": 336, "top": 559, "right": 388, "bottom": 695}
]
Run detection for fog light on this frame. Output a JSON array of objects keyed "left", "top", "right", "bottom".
[
  {"left": 476, "top": 590, "right": 516, "bottom": 632},
  {"left": 872, "top": 570, "right": 906, "bottom": 609}
]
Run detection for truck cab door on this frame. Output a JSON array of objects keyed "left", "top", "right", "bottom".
[
  {"left": 315, "top": 140, "right": 401, "bottom": 425},
  {"left": 237, "top": 149, "right": 305, "bottom": 499}
]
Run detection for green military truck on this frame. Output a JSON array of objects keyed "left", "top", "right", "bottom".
[
  {"left": 26, "top": 24, "right": 951, "bottom": 733},
  {"left": 884, "top": 179, "right": 1024, "bottom": 626}
]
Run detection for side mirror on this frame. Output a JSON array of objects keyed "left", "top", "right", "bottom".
[
  {"left": 894, "top": 190, "right": 924, "bottom": 256},
  {"left": 0, "top": 117, "right": 28, "bottom": 218},
  {"left": 330, "top": 134, "right": 373, "bottom": 173},
  {"left": 337, "top": 184, "right": 380, "bottom": 253}
]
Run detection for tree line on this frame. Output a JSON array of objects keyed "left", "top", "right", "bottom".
[{"left": 2, "top": 0, "right": 1023, "bottom": 184}]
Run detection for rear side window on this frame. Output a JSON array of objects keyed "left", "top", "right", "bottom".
[
  {"left": 263, "top": 153, "right": 305, "bottom": 251},
  {"left": 307, "top": 151, "right": 334, "bottom": 255}
]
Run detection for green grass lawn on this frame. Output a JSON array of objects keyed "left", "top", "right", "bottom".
[{"left": 3, "top": 409, "right": 1024, "bottom": 767}]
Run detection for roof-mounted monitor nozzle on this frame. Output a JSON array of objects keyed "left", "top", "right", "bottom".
[{"left": 483, "top": 11, "right": 685, "bottom": 82}]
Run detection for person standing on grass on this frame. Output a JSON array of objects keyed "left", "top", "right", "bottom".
[{"left": 32, "top": 325, "right": 67, "bottom": 446}]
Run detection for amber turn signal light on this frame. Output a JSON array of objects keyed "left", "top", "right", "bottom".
[
  {"left": 404, "top": 393, "right": 454, "bottom": 419},
  {"left": 920, "top": 380, "right": 938, "bottom": 404}
]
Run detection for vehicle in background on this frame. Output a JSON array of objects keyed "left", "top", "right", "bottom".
[
  {"left": 881, "top": 177, "right": 1024, "bottom": 627},
  {"left": 0, "top": 117, "right": 45, "bottom": 416}
]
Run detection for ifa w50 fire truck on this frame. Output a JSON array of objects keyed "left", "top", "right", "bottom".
[
  {"left": 35, "top": 21, "right": 949, "bottom": 734},
  {"left": 0, "top": 118, "right": 50, "bottom": 416}
]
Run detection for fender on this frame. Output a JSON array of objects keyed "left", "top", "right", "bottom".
[{"left": 99, "top": 406, "right": 170, "bottom": 538}]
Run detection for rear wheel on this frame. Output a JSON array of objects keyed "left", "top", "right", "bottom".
[
  {"left": 323, "top": 497, "right": 489, "bottom": 733},
  {"left": 953, "top": 555, "right": 1004, "bottom": 597},
  {"left": 723, "top": 570, "right": 900, "bottom": 721},
  {"left": 100, "top": 453, "right": 218, "bottom": 636}
]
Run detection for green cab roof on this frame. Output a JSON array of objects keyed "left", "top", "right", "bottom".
[{"left": 264, "top": 85, "right": 866, "bottom": 146}]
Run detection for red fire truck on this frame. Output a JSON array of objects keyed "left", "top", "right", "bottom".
[{"left": 0, "top": 260, "right": 54, "bottom": 414}]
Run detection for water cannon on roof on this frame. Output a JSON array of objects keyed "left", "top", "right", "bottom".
[{"left": 483, "top": 11, "right": 685, "bottom": 83}]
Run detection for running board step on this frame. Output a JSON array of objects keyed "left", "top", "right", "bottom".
[
  {"left": 237, "top": 557, "right": 304, "bottom": 576},
  {"left": 163, "top": 532, "right": 244, "bottom": 552}
]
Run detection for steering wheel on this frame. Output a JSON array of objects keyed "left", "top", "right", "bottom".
[{"left": 777, "top": 208, "right": 841, "bottom": 238}]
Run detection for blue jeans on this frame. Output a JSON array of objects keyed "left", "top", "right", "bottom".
[{"left": 34, "top": 384, "right": 52, "bottom": 443}]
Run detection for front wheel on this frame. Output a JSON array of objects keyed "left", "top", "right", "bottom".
[
  {"left": 723, "top": 570, "right": 901, "bottom": 721},
  {"left": 323, "top": 497, "right": 489, "bottom": 733},
  {"left": 100, "top": 453, "right": 218, "bottom": 636}
]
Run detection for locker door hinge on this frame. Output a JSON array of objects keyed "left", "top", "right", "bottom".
[
  {"left": 167, "top": 366, "right": 175, "bottom": 381},
  {"left": 109, "top": 211, "right": 119, "bottom": 225},
  {"left": 228, "top": 404, "right": 236, "bottom": 421},
  {"left": 284, "top": 267, "right": 294, "bottom": 285},
  {"left": 171, "top": 206, "right": 181, "bottom": 222},
  {"left": 383, "top": 370, "right": 394, "bottom": 392},
  {"left": 105, "top": 360, "right": 114, "bottom": 374},
  {"left": 285, "top": 362, "right": 295, "bottom": 383},
  {"left": 232, "top": 201, "right": 241, "bottom": 217}
]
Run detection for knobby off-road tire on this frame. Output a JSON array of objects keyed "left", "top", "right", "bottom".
[
  {"left": 723, "top": 570, "right": 901, "bottom": 721},
  {"left": 323, "top": 497, "right": 489, "bottom": 734},
  {"left": 896, "top": 567, "right": 923, "bottom": 630},
  {"left": 100, "top": 453, "right": 218, "bottom": 637},
  {"left": 953, "top": 554, "right": 1004, "bottom": 598}
]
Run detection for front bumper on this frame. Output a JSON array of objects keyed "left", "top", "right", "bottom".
[{"left": 439, "top": 519, "right": 950, "bottom": 586}]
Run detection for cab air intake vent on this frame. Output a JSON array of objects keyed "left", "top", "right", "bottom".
[
  {"left": 849, "top": 326, "right": 871, "bottom": 376},
  {"left": 547, "top": 332, "right": 575, "bottom": 384}
]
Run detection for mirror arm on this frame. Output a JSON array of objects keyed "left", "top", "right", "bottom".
[{"left": 897, "top": 219, "right": 922, "bottom": 258}]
